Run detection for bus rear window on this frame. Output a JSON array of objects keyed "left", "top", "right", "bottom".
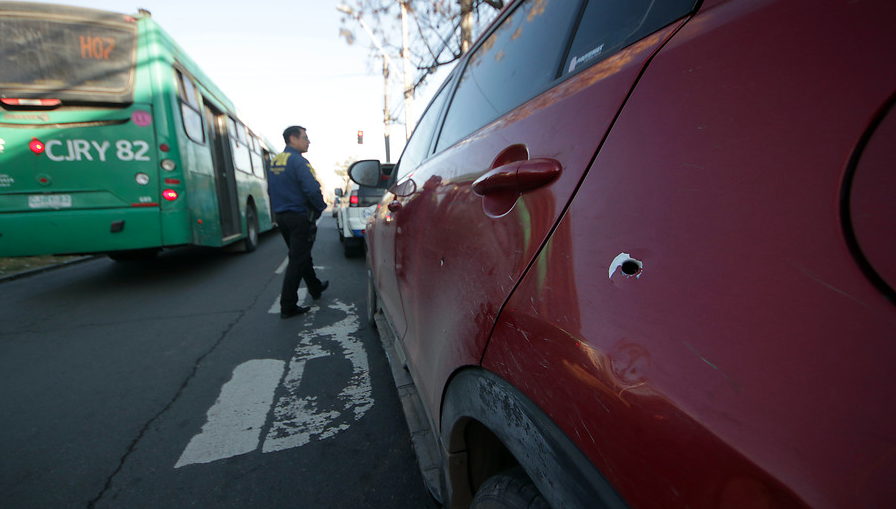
[{"left": 0, "top": 13, "right": 137, "bottom": 103}]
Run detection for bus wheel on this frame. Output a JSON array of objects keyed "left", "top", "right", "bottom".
[{"left": 240, "top": 203, "right": 259, "bottom": 253}]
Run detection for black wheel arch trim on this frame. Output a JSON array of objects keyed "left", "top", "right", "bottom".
[{"left": 440, "top": 368, "right": 628, "bottom": 509}]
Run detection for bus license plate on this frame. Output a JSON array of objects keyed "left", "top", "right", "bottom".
[{"left": 28, "top": 194, "right": 72, "bottom": 209}]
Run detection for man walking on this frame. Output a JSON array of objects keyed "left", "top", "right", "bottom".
[{"left": 269, "top": 125, "right": 328, "bottom": 318}]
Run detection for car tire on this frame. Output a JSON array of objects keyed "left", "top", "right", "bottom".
[
  {"left": 344, "top": 238, "right": 362, "bottom": 257},
  {"left": 441, "top": 370, "right": 624, "bottom": 509},
  {"left": 470, "top": 467, "right": 550, "bottom": 509}
]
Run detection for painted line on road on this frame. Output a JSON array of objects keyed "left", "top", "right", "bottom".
[
  {"left": 275, "top": 256, "right": 327, "bottom": 275},
  {"left": 264, "top": 300, "right": 373, "bottom": 452},
  {"left": 276, "top": 257, "right": 289, "bottom": 274},
  {"left": 175, "top": 300, "right": 374, "bottom": 468},
  {"left": 175, "top": 359, "right": 285, "bottom": 468},
  {"left": 268, "top": 262, "right": 328, "bottom": 314},
  {"left": 268, "top": 294, "right": 310, "bottom": 315}
]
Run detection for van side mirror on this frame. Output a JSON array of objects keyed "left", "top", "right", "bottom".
[{"left": 348, "top": 160, "right": 383, "bottom": 187}]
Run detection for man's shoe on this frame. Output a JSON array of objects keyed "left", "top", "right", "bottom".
[
  {"left": 311, "top": 280, "right": 329, "bottom": 300},
  {"left": 280, "top": 306, "right": 310, "bottom": 319}
]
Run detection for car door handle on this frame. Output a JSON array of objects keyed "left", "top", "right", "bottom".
[{"left": 472, "top": 158, "right": 561, "bottom": 197}]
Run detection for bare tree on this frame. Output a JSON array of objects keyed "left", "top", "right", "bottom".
[
  {"left": 339, "top": 0, "right": 504, "bottom": 94},
  {"left": 333, "top": 157, "right": 357, "bottom": 180}
]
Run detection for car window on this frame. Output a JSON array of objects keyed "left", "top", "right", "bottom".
[
  {"left": 358, "top": 186, "right": 386, "bottom": 198},
  {"left": 564, "top": 0, "right": 698, "bottom": 76},
  {"left": 435, "top": 0, "right": 582, "bottom": 152},
  {"left": 358, "top": 186, "right": 387, "bottom": 206},
  {"left": 394, "top": 76, "right": 453, "bottom": 182}
]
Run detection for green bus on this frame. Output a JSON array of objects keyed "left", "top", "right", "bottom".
[{"left": 0, "top": 2, "right": 274, "bottom": 259}]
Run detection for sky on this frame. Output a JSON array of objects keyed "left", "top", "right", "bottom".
[{"left": 35, "top": 0, "right": 449, "bottom": 193}]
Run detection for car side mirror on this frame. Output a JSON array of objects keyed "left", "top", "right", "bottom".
[
  {"left": 348, "top": 160, "right": 383, "bottom": 187},
  {"left": 334, "top": 188, "right": 343, "bottom": 197}
]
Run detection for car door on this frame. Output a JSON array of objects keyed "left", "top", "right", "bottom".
[
  {"left": 367, "top": 77, "right": 455, "bottom": 342},
  {"left": 389, "top": 0, "right": 699, "bottom": 416}
]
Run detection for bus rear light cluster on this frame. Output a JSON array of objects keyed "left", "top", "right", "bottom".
[
  {"left": 2, "top": 98, "right": 60, "bottom": 107},
  {"left": 29, "top": 138, "right": 45, "bottom": 154},
  {"left": 160, "top": 158, "right": 176, "bottom": 171},
  {"left": 162, "top": 189, "right": 178, "bottom": 201}
]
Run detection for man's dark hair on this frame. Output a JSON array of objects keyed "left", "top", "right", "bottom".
[{"left": 283, "top": 125, "right": 305, "bottom": 145}]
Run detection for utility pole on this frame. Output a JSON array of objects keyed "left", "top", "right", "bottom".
[
  {"left": 337, "top": 4, "right": 411, "bottom": 149},
  {"left": 460, "top": 0, "right": 473, "bottom": 54},
  {"left": 382, "top": 55, "right": 391, "bottom": 162},
  {"left": 400, "top": 0, "right": 414, "bottom": 138}
]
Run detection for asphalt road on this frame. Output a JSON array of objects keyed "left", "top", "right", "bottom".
[{"left": 0, "top": 216, "right": 434, "bottom": 509}]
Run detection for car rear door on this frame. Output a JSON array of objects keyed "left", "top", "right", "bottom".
[{"left": 389, "top": 0, "right": 699, "bottom": 417}]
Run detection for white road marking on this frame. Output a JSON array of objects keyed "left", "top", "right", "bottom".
[
  {"left": 175, "top": 300, "right": 374, "bottom": 467},
  {"left": 174, "top": 359, "right": 285, "bottom": 468},
  {"left": 276, "top": 257, "right": 289, "bottom": 274},
  {"left": 275, "top": 256, "right": 327, "bottom": 275},
  {"left": 269, "top": 262, "right": 327, "bottom": 313},
  {"left": 268, "top": 294, "right": 311, "bottom": 314},
  {"left": 263, "top": 300, "right": 373, "bottom": 452}
]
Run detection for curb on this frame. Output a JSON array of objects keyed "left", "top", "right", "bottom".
[{"left": 0, "top": 255, "right": 101, "bottom": 284}]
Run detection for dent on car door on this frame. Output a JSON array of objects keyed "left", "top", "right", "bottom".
[{"left": 394, "top": 0, "right": 698, "bottom": 418}]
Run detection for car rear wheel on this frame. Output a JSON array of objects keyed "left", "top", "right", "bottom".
[
  {"left": 470, "top": 467, "right": 550, "bottom": 509},
  {"left": 344, "top": 237, "right": 362, "bottom": 257}
]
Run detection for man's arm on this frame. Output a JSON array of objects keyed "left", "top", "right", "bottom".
[{"left": 296, "top": 161, "right": 327, "bottom": 215}]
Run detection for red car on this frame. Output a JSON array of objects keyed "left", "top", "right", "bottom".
[{"left": 350, "top": 0, "right": 896, "bottom": 507}]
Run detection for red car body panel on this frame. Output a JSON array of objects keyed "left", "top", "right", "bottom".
[
  {"left": 482, "top": 0, "right": 896, "bottom": 507},
  {"left": 373, "top": 22, "right": 688, "bottom": 421},
  {"left": 848, "top": 106, "right": 896, "bottom": 296},
  {"left": 361, "top": 0, "right": 896, "bottom": 506}
]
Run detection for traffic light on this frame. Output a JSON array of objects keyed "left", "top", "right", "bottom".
[{"left": 357, "top": 130, "right": 363, "bottom": 144}]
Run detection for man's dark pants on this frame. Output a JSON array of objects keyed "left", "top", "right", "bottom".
[{"left": 276, "top": 211, "right": 324, "bottom": 312}]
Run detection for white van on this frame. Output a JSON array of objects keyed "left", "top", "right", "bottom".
[{"left": 334, "top": 180, "right": 386, "bottom": 257}]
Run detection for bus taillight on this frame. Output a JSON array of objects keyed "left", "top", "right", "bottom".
[
  {"left": 29, "top": 138, "right": 45, "bottom": 154},
  {"left": 162, "top": 189, "right": 178, "bottom": 201},
  {"left": 2, "top": 98, "right": 61, "bottom": 107}
]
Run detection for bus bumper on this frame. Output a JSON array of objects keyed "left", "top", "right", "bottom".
[{"left": 0, "top": 208, "right": 163, "bottom": 257}]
